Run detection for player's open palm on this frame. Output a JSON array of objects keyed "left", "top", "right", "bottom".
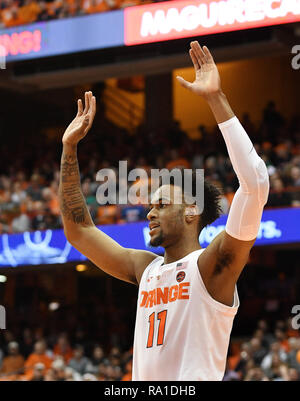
[
  {"left": 177, "top": 42, "right": 221, "bottom": 98},
  {"left": 62, "top": 91, "right": 96, "bottom": 146}
]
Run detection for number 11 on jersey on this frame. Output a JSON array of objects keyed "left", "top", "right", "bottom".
[{"left": 147, "top": 310, "right": 167, "bottom": 348}]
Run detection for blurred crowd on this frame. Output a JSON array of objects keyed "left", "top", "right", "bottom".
[
  {"left": 0, "top": 318, "right": 299, "bottom": 381},
  {"left": 0, "top": 101, "right": 299, "bottom": 235},
  {"left": 0, "top": 331, "right": 133, "bottom": 381},
  {"left": 224, "top": 318, "right": 300, "bottom": 381},
  {"left": 0, "top": 0, "right": 169, "bottom": 28}
]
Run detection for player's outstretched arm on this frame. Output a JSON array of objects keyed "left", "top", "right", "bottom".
[
  {"left": 177, "top": 43, "right": 269, "bottom": 305},
  {"left": 59, "top": 92, "right": 156, "bottom": 285}
]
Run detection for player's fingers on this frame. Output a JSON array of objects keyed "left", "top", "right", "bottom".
[
  {"left": 88, "top": 96, "right": 96, "bottom": 126},
  {"left": 88, "top": 92, "right": 94, "bottom": 110},
  {"left": 190, "top": 42, "right": 203, "bottom": 66},
  {"left": 90, "top": 96, "right": 96, "bottom": 119},
  {"left": 83, "top": 91, "right": 90, "bottom": 115},
  {"left": 89, "top": 92, "right": 94, "bottom": 116},
  {"left": 77, "top": 99, "right": 83, "bottom": 116},
  {"left": 176, "top": 76, "right": 192, "bottom": 90},
  {"left": 203, "top": 46, "right": 214, "bottom": 63},
  {"left": 189, "top": 49, "right": 200, "bottom": 71},
  {"left": 191, "top": 41, "right": 206, "bottom": 65}
]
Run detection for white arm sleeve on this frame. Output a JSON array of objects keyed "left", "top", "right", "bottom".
[{"left": 218, "top": 116, "right": 270, "bottom": 241}]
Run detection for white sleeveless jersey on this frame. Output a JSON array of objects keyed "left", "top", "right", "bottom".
[{"left": 132, "top": 249, "right": 239, "bottom": 381}]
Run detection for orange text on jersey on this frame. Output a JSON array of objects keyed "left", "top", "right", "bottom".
[{"left": 139, "top": 283, "right": 190, "bottom": 308}]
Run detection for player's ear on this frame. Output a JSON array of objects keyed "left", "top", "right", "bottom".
[{"left": 184, "top": 205, "right": 199, "bottom": 223}]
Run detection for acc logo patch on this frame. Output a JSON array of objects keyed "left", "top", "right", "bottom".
[{"left": 176, "top": 271, "right": 185, "bottom": 283}]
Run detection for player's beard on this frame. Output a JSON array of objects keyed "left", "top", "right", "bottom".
[{"left": 150, "top": 230, "right": 164, "bottom": 247}]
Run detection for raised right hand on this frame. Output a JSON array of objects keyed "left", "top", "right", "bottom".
[{"left": 62, "top": 91, "right": 96, "bottom": 146}]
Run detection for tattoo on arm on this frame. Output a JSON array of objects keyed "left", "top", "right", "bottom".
[
  {"left": 61, "top": 154, "right": 79, "bottom": 182},
  {"left": 213, "top": 250, "right": 234, "bottom": 275},
  {"left": 59, "top": 149, "right": 93, "bottom": 227}
]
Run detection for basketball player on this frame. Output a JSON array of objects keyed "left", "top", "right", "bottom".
[{"left": 59, "top": 42, "right": 269, "bottom": 381}]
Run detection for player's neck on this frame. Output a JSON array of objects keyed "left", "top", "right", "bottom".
[{"left": 163, "top": 238, "right": 201, "bottom": 265}]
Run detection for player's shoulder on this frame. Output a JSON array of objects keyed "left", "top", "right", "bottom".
[{"left": 127, "top": 249, "right": 159, "bottom": 285}]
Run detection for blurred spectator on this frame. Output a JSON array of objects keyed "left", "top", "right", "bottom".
[
  {"left": 64, "top": 367, "right": 77, "bottom": 381},
  {"left": 26, "top": 174, "right": 43, "bottom": 202},
  {"left": 244, "top": 367, "right": 269, "bottom": 381},
  {"left": 86, "top": 345, "right": 106, "bottom": 375},
  {"left": 51, "top": 358, "right": 68, "bottom": 381},
  {"left": 286, "top": 338, "right": 300, "bottom": 373},
  {"left": 286, "top": 318, "right": 300, "bottom": 339},
  {"left": 274, "top": 328, "right": 290, "bottom": 353},
  {"left": 82, "top": 372, "right": 97, "bottom": 381},
  {"left": 261, "top": 341, "right": 287, "bottom": 372},
  {"left": 19, "top": 0, "right": 41, "bottom": 25},
  {"left": 287, "top": 368, "right": 299, "bottom": 381},
  {"left": 24, "top": 340, "right": 53, "bottom": 380},
  {"left": 68, "top": 345, "right": 90, "bottom": 375},
  {"left": 20, "top": 329, "right": 34, "bottom": 359},
  {"left": 97, "top": 205, "right": 119, "bottom": 225},
  {"left": 11, "top": 182, "right": 27, "bottom": 204},
  {"left": 121, "top": 358, "right": 133, "bottom": 381},
  {"left": 250, "top": 338, "right": 267, "bottom": 365},
  {"left": 290, "top": 166, "right": 300, "bottom": 187},
  {"left": 256, "top": 319, "right": 275, "bottom": 348},
  {"left": 0, "top": 342, "right": 25, "bottom": 378},
  {"left": 53, "top": 334, "right": 73, "bottom": 363},
  {"left": 234, "top": 342, "right": 253, "bottom": 379},
  {"left": 11, "top": 209, "right": 31, "bottom": 233},
  {"left": 42, "top": 182, "right": 60, "bottom": 216},
  {"left": 82, "top": 0, "right": 109, "bottom": 14},
  {"left": 263, "top": 354, "right": 288, "bottom": 380},
  {"left": 44, "top": 367, "right": 56, "bottom": 381},
  {"left": 30, "top": 362, "right": 45, "bottom": 381},
  {"left": 166, "top": 149, "right": 191, "bottom": 170},
  {"left": 267, "top": 178, "right": 292, "bottom": 207}
]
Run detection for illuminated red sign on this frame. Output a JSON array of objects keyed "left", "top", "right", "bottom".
[
  {"left": 0, "top": 30, "right": 41, "bottom": 57},
  {"left": 124, "top": 0, "right": 300, "bottom": 46}
]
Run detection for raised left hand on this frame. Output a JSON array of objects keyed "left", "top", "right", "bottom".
[{"left": 176, "top": 42, "right": 222, "bottom": 99}]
